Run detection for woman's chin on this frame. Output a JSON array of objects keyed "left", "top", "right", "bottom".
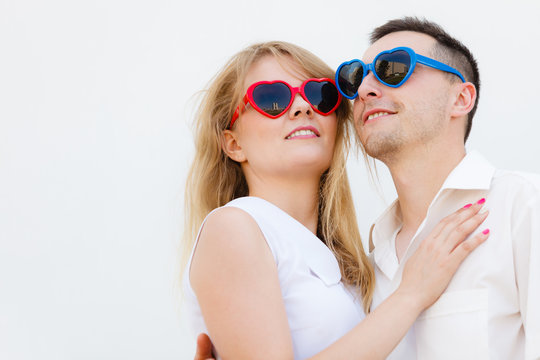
[{"left": 279, "top": 158, "right": 331, "bottom": 176}]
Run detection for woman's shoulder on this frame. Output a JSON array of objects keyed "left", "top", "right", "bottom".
[
  {"left": 191, "top": 204, "right": 270, "bottom": 268},
  {"left": 189, "top": 203, "right": 275, "bottom": 291},
  {"left": 200, "top": 205, "right": 263, "bottom": 246},
  {"left": 224, "top": 196, "right": 283, "bottom": 214},
  {"left": 195, "top": 197, "right": 264, "bottom": 238},
  {"left": 208, "top": 196, "right": 290, "bottom": 233}
]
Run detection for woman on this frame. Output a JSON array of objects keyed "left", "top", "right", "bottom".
[{"left": 182, "top": 41, "right": 488, "bottom": 359}]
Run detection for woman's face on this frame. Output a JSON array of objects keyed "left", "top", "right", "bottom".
[{"left": 228, "top": 56, "right": 338, "bottom": 180}]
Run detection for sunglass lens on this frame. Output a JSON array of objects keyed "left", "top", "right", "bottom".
[
  {"left": 304, "top": 80, "right": 339, "bottom": 114},
  {"left": 337, "top": 61, "right": 364, "bottom": 98},
  {"left": 375, "top": 50, "right": 411, "bottom": 86},
  {"left": 252, "top": 82, "right": 291, "bottom": 116}
]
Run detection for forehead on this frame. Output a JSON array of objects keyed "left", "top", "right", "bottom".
[
  {"left": 363, "top": 31, "right": 437, "bottom": 62},
  {"left": 244, "top": 55, "right": 308, "bottom": 89}
]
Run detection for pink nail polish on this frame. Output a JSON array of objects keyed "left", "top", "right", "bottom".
[
  {"left": 477, "top": 198, "right": 486, "bottom": 205},
  {"left": 463, "top": 203, "right": 472, "bottom": 208},
  {"left": 482, "top": 229, "right": 490, "bottom": 235}
]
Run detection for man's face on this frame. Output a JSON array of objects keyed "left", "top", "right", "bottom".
[{"left": 353, "top": 31, "right": 456, "bottom": 162}]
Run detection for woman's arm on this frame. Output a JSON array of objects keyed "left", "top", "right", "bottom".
[
  {"left": 190, "top": 206, "right": 295, "bottom": 359},
  {"left": 311, "top": 201, "right": 489, "bottom": 359},
  {"left": 191, "top": 202, "right": 488, "bottom": 360}
]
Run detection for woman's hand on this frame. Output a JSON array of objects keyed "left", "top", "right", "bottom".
[
  {"left": 397, "top": 199, "right": 489, "bottom": 310},
  {"left": 309, "top": 199, "right": 490, "bottom": 360}
]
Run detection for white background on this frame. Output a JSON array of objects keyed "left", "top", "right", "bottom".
[{"left": 1, "top": 0, "right": 539, "bottom": 359}]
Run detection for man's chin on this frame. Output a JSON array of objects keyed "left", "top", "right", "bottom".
[{"left": 361, "top": 137, "right": 402, "bottom": 161}]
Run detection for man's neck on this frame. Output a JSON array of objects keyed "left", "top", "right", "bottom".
[{"left": 385, "top": 144, "right": 466, "bottom": 261}]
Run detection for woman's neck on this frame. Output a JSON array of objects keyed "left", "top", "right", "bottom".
[{"left": 247, "top": 175, "right": 320, "bottom": 235}]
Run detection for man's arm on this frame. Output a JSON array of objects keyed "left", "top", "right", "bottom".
[
  {"left": 513, "top": 189, "right": 540, "bottom": 359},
  {"left": 193, "top": 333, "right": 214, "bottom": 360}
]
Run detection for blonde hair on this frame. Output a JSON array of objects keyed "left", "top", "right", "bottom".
[{"left": 182, "top": 41, "right": 374, "bottom": 312}]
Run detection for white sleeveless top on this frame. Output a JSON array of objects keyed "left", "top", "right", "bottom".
[{"left": 183, "top": 197, "right": 365, "bottom": 360}]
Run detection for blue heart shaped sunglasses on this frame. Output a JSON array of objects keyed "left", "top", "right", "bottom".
[{"left": 335, "top": 46, "right": 465, "bottom": 99}]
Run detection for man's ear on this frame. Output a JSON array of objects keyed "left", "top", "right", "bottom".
[
  {"left": 222, "top": 130, "right": 246, "bottom": 163},
  {"left": 450, "top": 82, "right": 477, "bottom": 118}
]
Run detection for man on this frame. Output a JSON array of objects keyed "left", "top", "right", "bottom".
[
  {"left": 351, "top": 17, "right": 539, "bottom": 359},
  {"left": 194, "top": 17, "right": 539, "bottom": 359}
]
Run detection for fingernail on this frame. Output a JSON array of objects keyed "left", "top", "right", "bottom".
[
  {"left": 463, "top": 203, "right": 472, "bottom": 208},
  {"left": 477, "top": 198, "right": 486, "bottom": 205},
  {"left": 482, "top": 228, "right": 490, "bottom": 235}
]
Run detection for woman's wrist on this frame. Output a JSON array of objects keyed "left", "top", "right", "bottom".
[{"left": 392, "top": 286, "right": 427, "bottom": 317}]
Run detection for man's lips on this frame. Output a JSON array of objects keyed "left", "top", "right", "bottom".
[
  {"left": 362, "top": 109, "right": 396, "bottom": 124},
  {"left": 285, "top": 125, "right": 320, "bottom": 140}
]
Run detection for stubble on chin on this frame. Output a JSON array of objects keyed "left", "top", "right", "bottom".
[
  {"left": 354, "top": 117, "right": 403, "bottom": 162},
  {"left": 355, "top": 97, "right": 447, "bottom": 163},
  {"left": 361, "top": 131, "right": 404, "bottom": 162},
  {"left": 354, "top": 100, "right": 406, "bottom": 161}
]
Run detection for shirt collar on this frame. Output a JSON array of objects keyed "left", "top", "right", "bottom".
[
  {"left": 369, "top": 199, "right": 401, "bottom": 275},
  {"left": 439, "top": 150, "right": 496, "bottom": 191},
  {"left": 370, "top": 150, "right": 496, "bottom": 253}
]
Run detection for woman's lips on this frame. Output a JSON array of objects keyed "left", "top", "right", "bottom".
[{"left": 285, "top": 126, "right": 320, "bottom": 139}]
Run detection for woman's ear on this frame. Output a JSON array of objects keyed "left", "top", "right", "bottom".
[
  {"left": 450, "top": 81, "right": 477, "bottom": 119},
  {"left": 222, "top": 130, "right": 246, "bottom": 163}
]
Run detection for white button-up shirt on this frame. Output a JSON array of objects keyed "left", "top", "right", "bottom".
[{"left": 370, "top": 151, "right": 540, "bottom": 360}]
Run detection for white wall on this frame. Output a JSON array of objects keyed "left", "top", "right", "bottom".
[{"left": 1, "top": 0, "right": 539, "bottom": 359}]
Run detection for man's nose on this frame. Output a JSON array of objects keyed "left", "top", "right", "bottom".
[{"left": 357, "top": 71, "right": 383, "bottom": 100}]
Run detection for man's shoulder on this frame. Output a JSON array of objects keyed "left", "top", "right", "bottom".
[
  {"left": 492, "top": 169, "right": 540, "bottom": 193},
  {"left": 490, "top": 169, "right": 540, "bottom": 213}
]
